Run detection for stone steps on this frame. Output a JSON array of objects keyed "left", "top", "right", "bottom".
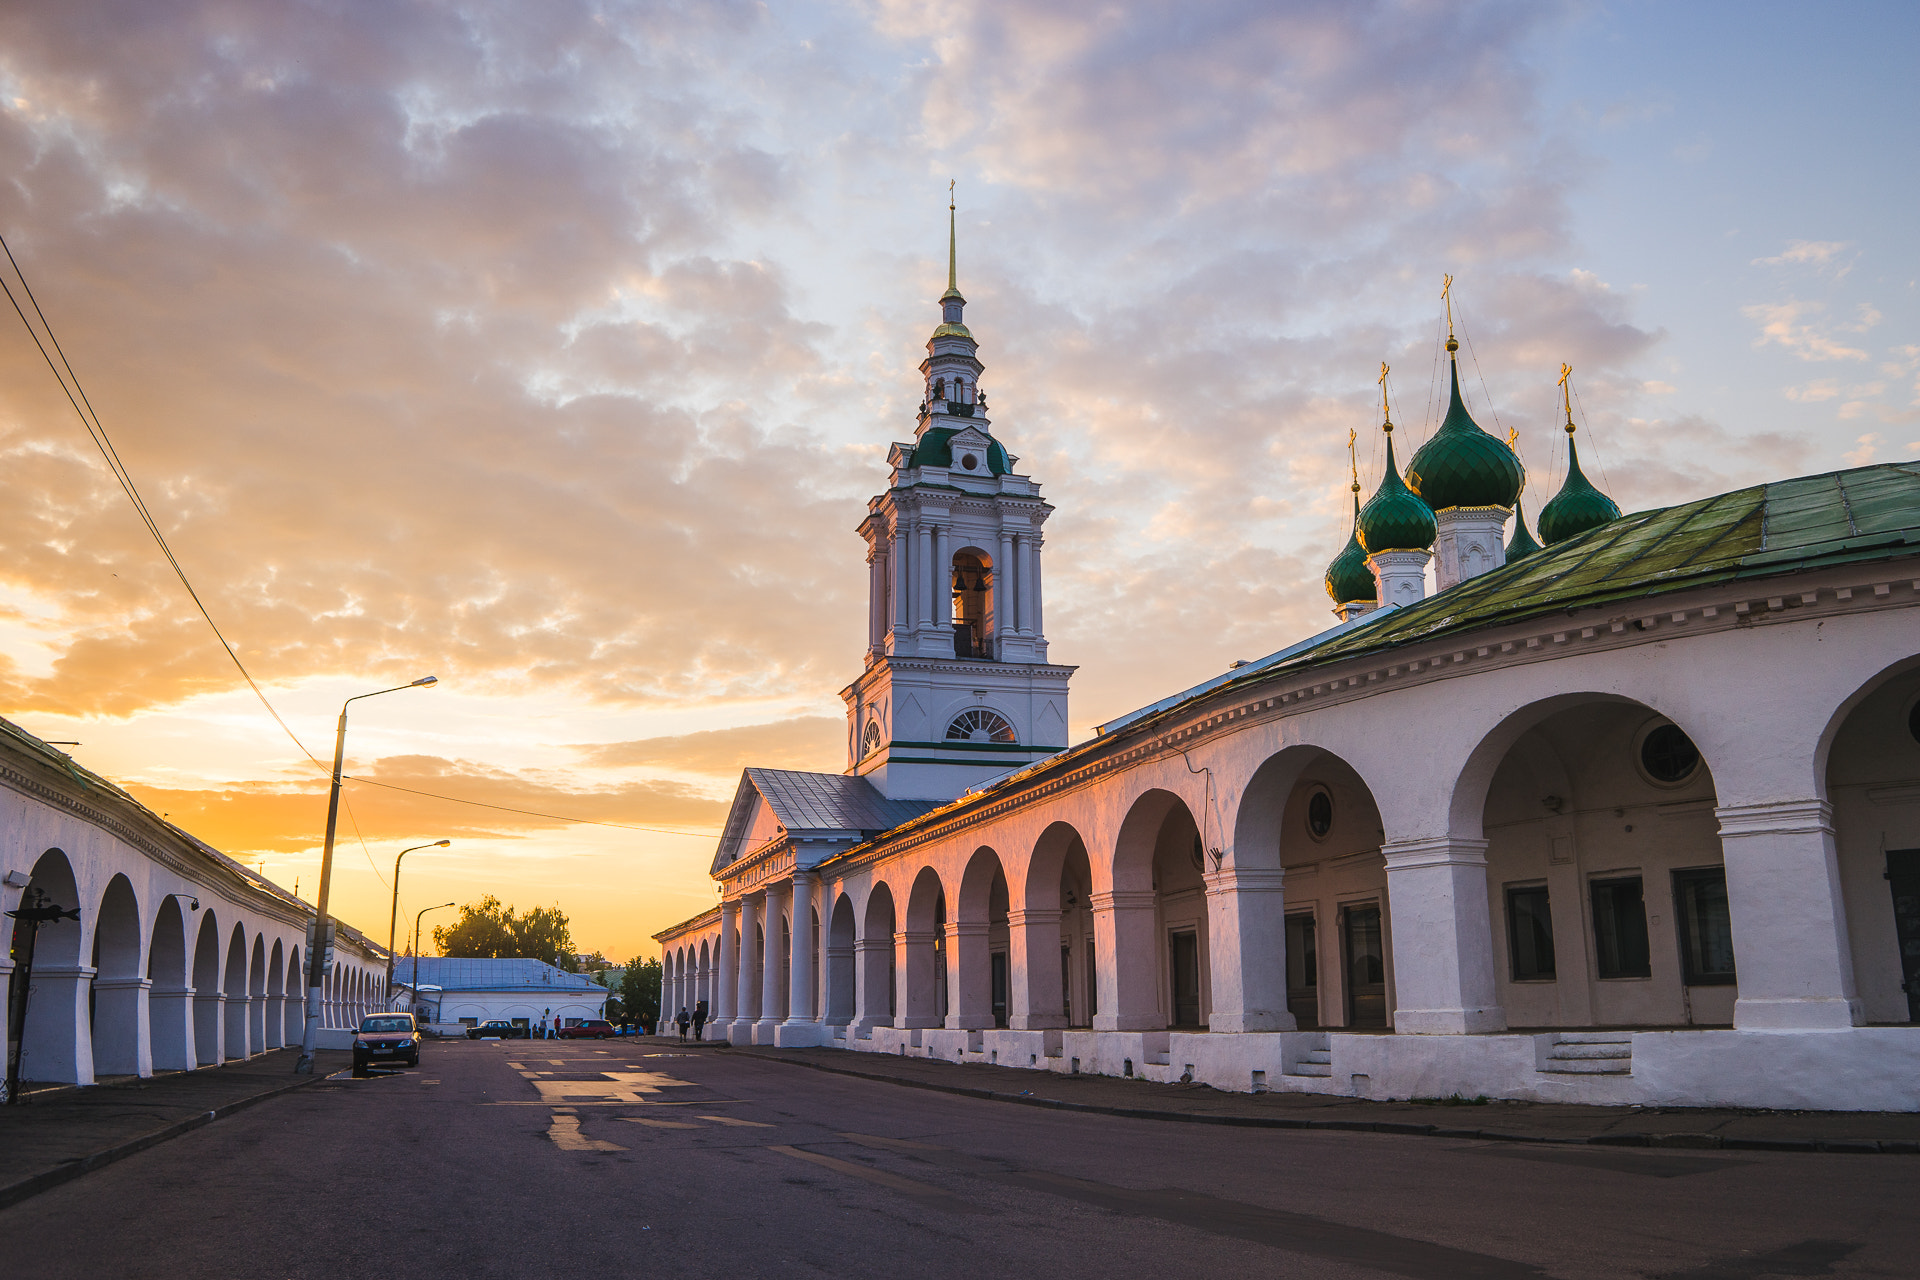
[
  {"left": 1288, "top": 1048, "right": 1333, "bottom": 1078},
  {"left": 1542, "top": 1033, "right": 1632, "bottom": 1076}
]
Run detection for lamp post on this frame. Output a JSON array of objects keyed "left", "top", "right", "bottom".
[
  {"left": 385, "top": 840, "right": 450, "bottom": 1001},
  {"left": 295, "top": 676, "right": 438, "bottom": 1074},
  {"left": 411, "top": 902, "right": 455, "bottom": 1022}
]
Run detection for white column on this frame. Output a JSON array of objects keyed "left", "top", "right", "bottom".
[
  {"left": 995, "top": 530, "right": 1014, "bottom": 652},
  {"left": 1202, "top": 868, "right": 1295, "bottom": 1033},
  {"left": 779, "top": 872, "right": 820, "bottom": 1046},
  {"left": 1432, "top": 506, "right": 1510, "bottom": 591},
  {"left": 1090, "top": 891, "right": 1161, "bottom": 1032},
  {"left": 712, "top": 900, "right": 738, "bottom": 1038},
  {"left": 891, "top": 520, "right": 909, "bottom": 641},
  {"left": 730, "top": 896, "right": 758, "bottom": 1044},
  {"left": 1007, "top": 908, "right": 1065, "bottom": 1030},
  {"left": 194, "top": 992, "right": 224, "bottom": 1065},
  {"left": 1382, "top": 837, "right": 1505, "bottom": 1034},
  {"left": 91, "top": 976, "right": 154, "bottom": 1077},
  {"left": 945, "top": 921, "right": 992, "bottom": 1030},
  {"left": 898, "top": 927, "right": 940, "bottom": 1029},
  {"left": 756, "top": 885, "right": 787, "bottom": 1043},
  {"left": 1718, "top": 801, "right": 1862, "bottom": 1029},
  {"left": 20, "top": 964, "right": 97, "bottom": 1085},
  {"left": 1017, "top": 536, "right": 1036, "bottom": 636},
  {"left": 932, "top": 524, "right": 951, "bottom": 651},
  {"left": 1031, "top": 535, "right": 1046, "bottom": 652},
  {"left": 1368, "top": 549, "right": 1431, "bottom": 609},
  {"left": 916, "top": 521, "right": 934, "bottom": 629}
]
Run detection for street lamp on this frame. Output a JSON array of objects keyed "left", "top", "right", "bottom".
[
  {"left": 385, "top": 840, "right": 451, "bottom": 1000},
  {"left": 295, "top": 675, "right": 438, "bottom": 1074},
  {"left": 410, "top": 902, "right": 456, "bottom": 1021}
]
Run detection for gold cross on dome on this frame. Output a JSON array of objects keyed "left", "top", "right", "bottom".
[
  {"left": 1559, "top": 363, "right": 1576, "bottom": 433},
  {"left": 1441, "top": 274, "right": 1455, "bottom": 338},
  {"left": 1348, "top": 427, "right": 1359, "bottom": 490},
  {"left": 1378, "top": 362, "right": 1393, "bottom": 431}
]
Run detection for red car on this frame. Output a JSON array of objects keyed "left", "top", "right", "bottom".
[
  {"left": 353, "top": 1013, "right": 421, "bottom": 1070},
  {"left": 559, "top": 1019, "right": 614, "bottom": 1040}
]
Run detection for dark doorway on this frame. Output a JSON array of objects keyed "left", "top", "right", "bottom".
[
  {"left": 990, "top": 951, "right": 1009, "bottom": 1028},
  {"left": 1169, "top": 931, "right": 1201, "bottom": 1027},
  {"left": 1286, "top": 914, "right": 1319, "bottom": 1028},
  {"left": 1343, "top": 904, "right": 1386, "bottom": 1028},
  {"left": 1060, "top": 945, "right": 1074, "bottom": 1026},
  {"left": 1887, "top": 849, "right": 1920, "bottom": 1022}
]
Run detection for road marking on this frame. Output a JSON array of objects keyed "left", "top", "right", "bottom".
[
  {"left": 548, "top": 1059, "right": 567, "bottom": 1066},
  {"left": 771, "top": 1146, "right": 979, "bottom": 1213},
  {"left": 506, "top": 1061, "right": 525, "bottom": 1070},
  {"left": 697, "top": 1114, "right": 773, "bottom": 1127},
  {"left": 547, "top": 1113, "right": 625, "bottom": 1151},
  {"left": 621, "top": 1117, "right": 702, "bottom": 1130}
]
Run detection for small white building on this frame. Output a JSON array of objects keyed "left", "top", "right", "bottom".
[{"left": 393, "top": 957, "right": 607, "bottom": 1033}]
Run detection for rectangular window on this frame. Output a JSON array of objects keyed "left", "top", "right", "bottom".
[
  {"left": 1505, "top": 884, "right": 1557, "bottom": 982},
  {"left": 1169, "top": 930, "right": 1201, "bottom": 1027},
  {"left": 1061, "top": 944, "right": 1074, "bottom": 1025},
  {"left": 1590, "top": 877, "right": 1651, "bottom": 979},
  {"left": 1673, "top": 868, "right": 1737, "bottom": 985},
  {"left": 1285, "top": 914, "right": 1318, "bottom": 1029},
  {"left": 990, "top": 951, "right": 1009, "bottom": 1028}
]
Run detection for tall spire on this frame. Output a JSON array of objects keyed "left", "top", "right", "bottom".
[
  {"left": 1357, "top": 363, "right": 1436, "bottom": 555},
  {"left": 1408, "top": 275, "right": 1523, "bottom": 511},
  {"left": 942, "top": 179, "right": 963, "bottom": 303},
  {"left": 1324, "top": 427, "right": 1375, "bottom": 608}
]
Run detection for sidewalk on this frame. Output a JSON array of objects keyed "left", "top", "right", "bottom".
[
  {"left": 705, "top": 1041, "right": 1920, "bottom": 1154},
  {"left": 0, "top": 1047, "right": 351, "bottom": 1210}
]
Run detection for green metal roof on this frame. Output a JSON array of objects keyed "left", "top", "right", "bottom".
[
  {"left": 909, "top": 425, "right": 1010, "bottom": 475},
  {"left": 1538, "top": 433, "right": 1622, "bottom": 545},
  {"left": 1406, "top": 356, "right": 1524, "bottom": 511},
  {"left": 1305, "top": 460, "right": 1920, "bottom": 662},
  {"left": 1506, "top": 497, "right": 1543, "bottom": 562},
  {"left": 1356, "top": 431, "right": 1436, "bottom": 553},
  {"left": 1324, "top": 492, "right": 1376, "bottom": 604}
]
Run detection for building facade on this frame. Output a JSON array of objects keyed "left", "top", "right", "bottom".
[
  {"left": 0, "top": 719, "right": 388, "bottom": 1091},
  {"left": 393, "top": 956, "right": 608, "bottom": 1032},
  {"left": 657, "top": 246, "right": 1920, "bottom": 1111}
]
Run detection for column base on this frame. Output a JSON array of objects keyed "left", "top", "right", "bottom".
[
  {"left": 1209, "top": 1011, "right": 1298, "bottom": 1034},
  {"left": 1393, "top": 1006, "right": 1507, "bottom": 1035},
  {"left": 774, "top": 1022, "right": 826, "bottom": 1048},
  {"left": 1010, "top": 1013, "right": 1067, "bottom": 1030},
  {"left": 1093, "top": 1013, "right": 1166, "bottom": 1033},
  {"left": 751, "top": 1019, "right": 780, "bottom": 1044},
  {"left": 726, "top": 1019, "right": 755, "bottom": 1046},
  {"left": 1734, "top": 996, "right": 1863, "bottom": 1031}
]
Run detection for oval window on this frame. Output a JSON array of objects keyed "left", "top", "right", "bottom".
[
  {"left": 1306, "top": 790, "right": 1333, "bottom": 839},
  {"left": 1640, "top": 723, "right": 1701, "bottom": 784}
]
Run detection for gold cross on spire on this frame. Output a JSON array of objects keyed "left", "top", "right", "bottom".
[
  {"left": 947, "top": 180, "right": 958, "bottom": 294},
  {"left": 1378, "top": 361, "right": 1393, "bottom": 433},
  {"left": 1558, "top": 362, "right": 1576, "bottom": 435},
  {"left": 1441, "top": 274, "right": 1455, "bottom": 339},
  {"left": 1348, "top": 427, "right": 1359, "bottom": 492}
]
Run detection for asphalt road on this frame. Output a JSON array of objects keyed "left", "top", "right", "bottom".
[{"left": 3, "top": 1039, "right": 1914, "bottom": 1279}]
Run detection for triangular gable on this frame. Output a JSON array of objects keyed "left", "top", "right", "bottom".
[{"left": 709, "top": 771, "right": 783, "bottom": 876}]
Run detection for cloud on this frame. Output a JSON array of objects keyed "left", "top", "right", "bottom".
[
  {"left": 1742, "top": 300, "right": 1870, "bottom": 362},
  {"left": 575, "top": 716, "right": 844, "bottom": 776},
  {"left": 1753, "top": 240, "right": 1853, "bottom": 271}
]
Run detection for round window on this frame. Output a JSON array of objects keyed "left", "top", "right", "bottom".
[
  {"left": 1306, "top": 790, "right": 1333, "bottom": 839},
  {"left": 1640, "top": 723, "right": 1701, "bottom": 784},
  {"left": 861, "top": 718, "right": 883, "bottom": 757},
  {"left": 960, "top": 453, "right": 978, "bottom": 470}
]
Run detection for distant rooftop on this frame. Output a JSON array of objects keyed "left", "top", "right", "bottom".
[{"left": 393, "top": 957, "right": 603, "bottom": 992}]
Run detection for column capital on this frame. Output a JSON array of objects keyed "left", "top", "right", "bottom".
[
  {"left": 790, "top": 868, "right": 817, "bottom": 886},
  {"left": 1715, "top": 800, "right": 1834, "bottom": 838},
  {"left": 93, "top": 976, "right": 153, "bottom": 992},
  {"left": 1007, "top": 907, "right": 1061, "bottom": 928},
  {"left": 895, "top": 929, "right": 939, "bottom": 945},
  {"left": 1382, "top": 837, "right": 1488, "bottom": 871},
  {"left": 1089, "top": 889, "right": 1157, "bottom": 912},
  {"left": 944, "top": 920, "right": 990, "bottom": 939},
  {"left": 719, "top": 898, "right": 740, "bottom": 922},
  {"left": 1204, "top": 866, "right": 1286, "bottom": 895}
]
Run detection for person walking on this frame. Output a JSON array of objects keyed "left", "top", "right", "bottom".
[
  {"left": 675, "top": 1006, "right": 691, "bottom": 1042},
  {"left": 691, "top": 1001, "right": 707, "bottom": 1041}
]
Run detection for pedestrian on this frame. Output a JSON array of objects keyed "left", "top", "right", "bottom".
[
  {"left": 675, "top": 1006, "right": 691, "bottom": 1042},
  {"left": 691, "top": 1001, "right": 707, "bottom": 1041}
]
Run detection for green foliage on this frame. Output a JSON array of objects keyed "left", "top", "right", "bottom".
[
  {"left": 431, "top": 895, "right": 575, "bottom": 966},
  {"left": 620, "top": 955, "right": 662, "bottom": 1028}
]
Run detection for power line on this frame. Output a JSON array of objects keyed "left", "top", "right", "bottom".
[{"left": 341, "top": 774, "right": 719, "bottom": 838}]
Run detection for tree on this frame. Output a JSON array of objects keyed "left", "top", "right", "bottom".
[
  {"left": 621, "top": 956, "right": 662, "bottom": 1031},
  {"left": 432, "top": 896, "right": 575, "bottom": 966}
]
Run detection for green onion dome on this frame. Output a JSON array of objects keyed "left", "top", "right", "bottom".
[
  {"left": 1537, "top": 433, "right": 1620, "bottom": 544},
  {"left": 1506, "top": 498, "right": 1543, "bottom": 562},
  {"left": 1357, "top": 431, "right": 1436, "bottom": 554},
  {"left": 1406, "top": 345, "right": 1524, "bottom": 511},
  {"left": 1325, "top": 489, "right": 1377, "bottom": 604},
  {"left": 908, "top": 426, "right": 1010, "bottom": 475}
]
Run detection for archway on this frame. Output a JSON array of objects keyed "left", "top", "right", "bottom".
[
  {"left": 1111, "top": 789, "right": 1209, "bottom": 1032},
  {"left": 191, "top": 912, "right": 223, "bottom": 1065},
  {"left": 697, "top": 939, "right": 711, "bottom": 1020},
  {"left": 223, "top": 924, "right": 249, "bottom": 1058},
  {"left": 1462, "top": 695, "right": 1726, "bottom": 1029},
  {"left": 14, "top": 849, "right": 89, "bottom": 1086},
  {"left": 900, "top": 867, "right": 947, "bottom": 1029},
  {"left": 266, "top": 939, "right": 286, "bottom": 1048},
  {"left": 284, "top": 948, "right": 303, "bottom": 1044},
  {"left": 148, "top": 896, "right": 195, "bottom": 1071},
  {"left": 248, "top": 934, "right": 267, "bottom": 1050},
  {"left": 951, "top": 546, "right": 994, "bottom": 658},
  {"left": 826, "top": 893, "right": 857, "bottom": 1027},
  {"left": 1826, "top": 660, "right": 1920, "bottom": 1023},
  {"left": 1019, "top": 822, "right": 1090, "bottom": 1029},
  {"left": 951, "top": 847, "right": 1010, "bottom": 1029},
  {"left": 857, "top": 883, "right": 897, "bottom": 1030},
  {"left": 91, "top": 875, "right": 147, "bottom": 1078}
]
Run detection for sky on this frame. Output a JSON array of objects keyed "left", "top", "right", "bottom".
[{"left": 0, "top": 0, "right": 1913, "bottom": 964}]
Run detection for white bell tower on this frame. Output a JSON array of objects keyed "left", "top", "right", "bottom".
[{"left": 840, "top": 194, "right": 1075, "bottom": 801}]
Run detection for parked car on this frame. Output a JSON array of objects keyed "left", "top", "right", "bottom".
[
  {"left": 353, "top": 1014, "right": 421, "bottom": 1070},
  {"left": 559, "top": 1019, "right": 615, "bottom": 1040},
  {"left": 467, "top": 1019, "right": 527, "bottom": 1040}
]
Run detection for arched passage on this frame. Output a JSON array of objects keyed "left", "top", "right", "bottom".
[
  {"left": 223, "top": 924, "right": 250, "bottom": 1059},
  {"left": 1018, "top": 822, "right": 1090, "bottom": 1029},
  {"left": 1826, "top": 658, "right": 1920, "bottom": 1023},
  {"left": 901, "top": 867, "right": 948, "bottom": 1029},
  {"left": 950, "top": 847, "right": 1010, "bottom": 1030},
  {"left": 697, "top": 938, "right": 711, "bottom": 1018},
  {"left": 15, "top": 849, "right": 90, "bottom": 1086},
  {"left": 266, "top": 939, "right": 285, "bottom": 1049},
  {"left": 248, "top": 934, "right": 267, "bottom": 1050},
  {"left": 857, "top": 883, "right": 896, "bottom": 1031},
  {"left": 1109, "top": 789, "right": 1209, "bottom": 1032},
  {"left": 826, "top": 893, "right": 857, "bottom": 1028},
  {"left": 284, "top": 948, "right": 303, "bottom": 1044},
  {"left": 1458, "top": 694, "right": 1727, "bottom": 1030},
  {"left": 1233, "top": 746, "right": 1389, "bottom": 1030},
  {"left": 91, "top": 875, "right": 148, "bottom": 1078},
  {"left": 191, "top": 912, "right": 223, "bottom": 1065},
  {"left": 148, "top": 896, "right": 195, "bottom": 1071}
]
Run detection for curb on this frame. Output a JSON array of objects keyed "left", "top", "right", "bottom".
[
  {"left": 732, "top": 1047, "right": 1918, "bottom": 1155},
  {"left": 0, "top": 1070, "right": 328, "bottom": 1212}
]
